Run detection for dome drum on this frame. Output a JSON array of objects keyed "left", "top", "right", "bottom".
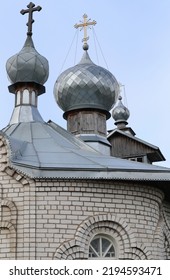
[{"left": 67, "top": 109, "right": 107, "bottom": 136}]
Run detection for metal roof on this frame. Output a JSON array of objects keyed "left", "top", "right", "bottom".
[
  {"left": 6, "top": 36, "right": 49, "bottom": 85},
  {"left": 2, "top": 120, "right": 170, "bottom": 180},
  {"left": 112, "top": 95, "right": 130, "bottom": 123}
]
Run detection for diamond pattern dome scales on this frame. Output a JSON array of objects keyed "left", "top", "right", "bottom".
[
  {"left": 112, "top": 95, "right": 130, "bottom": 122},
  {"left": 6, "top": 36, "right": 49, "bottom": 85},
  {"left": 54, "top": 51, "right": 119, "bottom": 116}
]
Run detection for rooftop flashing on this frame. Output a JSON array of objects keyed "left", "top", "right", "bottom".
[{"left": 9, "top": 105, "right": 44, "bottom": 125}]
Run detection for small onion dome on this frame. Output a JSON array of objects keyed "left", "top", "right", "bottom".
[
  {"left": 54, "top": 51, "right": 119, "bottom": 119},
  {"left": 6, "top": 36, "right": 49, "bottom": 85},
  {"left": 112, "top": 95, "right": 130, "bottom": 125}
]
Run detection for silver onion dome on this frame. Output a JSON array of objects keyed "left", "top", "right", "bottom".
[
  {"left": 54, "top": 51, "right": 119, "bottom": 117},
  {"left": 112, "top": 95, "right": 130, "bottom": 123},
  {"left": 6, "top": 36, "right": 49, "bottom": 85}
]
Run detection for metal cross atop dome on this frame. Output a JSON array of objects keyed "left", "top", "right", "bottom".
[
  {"left": 74, "top": 14, "right": 97, "bottom": 50},
  {"left": 20, "top": 2, "right": 42, "bottom": 36}
]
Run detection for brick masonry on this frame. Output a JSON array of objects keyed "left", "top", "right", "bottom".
[{"left": 0, "top": 136, "right": 170, "bottom": 259}]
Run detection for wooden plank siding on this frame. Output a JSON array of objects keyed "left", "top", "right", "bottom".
[{"left": 109, "top": 134, "right": 158, "bottom": 163}]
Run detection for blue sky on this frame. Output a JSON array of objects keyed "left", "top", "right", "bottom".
[{"left": 1, "top": 0, "right": 170, "bottom": 167}]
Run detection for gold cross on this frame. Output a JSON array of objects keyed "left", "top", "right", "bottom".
[{"left": 74, "top": 14, "right": 97, "bottom": 44}]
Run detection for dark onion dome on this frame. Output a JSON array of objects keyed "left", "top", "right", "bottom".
[
  {"left": 112, "top": 95, "right": 130, "bottom": 123},
  {"left": 6, "top": 36, "right": 49, "bottom": 85},
  {"left": 54, "top": 51, "right": 119, "bottom": 118}
]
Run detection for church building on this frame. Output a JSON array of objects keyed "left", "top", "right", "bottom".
[{"left": 0, "top": 2, "right": 170, "bottom": 260}]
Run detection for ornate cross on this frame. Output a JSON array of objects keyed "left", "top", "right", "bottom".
[
  {"left": 20, "top": 2, "right": 42, "bottom": 36},
  {"left": 74, "top": 14, "right": 96, "bottom": 46}
]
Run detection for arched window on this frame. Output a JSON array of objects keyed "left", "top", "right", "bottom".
[{"left": 89, "top": 234, "right": 117, "bottom": 259}]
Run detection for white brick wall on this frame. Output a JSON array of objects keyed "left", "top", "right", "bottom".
[
  {"left": 35, "top": 180, "right": 165, "bottom": 259},
  {"left": 0, "top": 158, "right": 170, "bottom": 260}
]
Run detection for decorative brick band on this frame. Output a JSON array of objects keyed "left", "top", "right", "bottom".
[
  {"left": 0, "top": 200, "right": 17, "bottom": 225},
  {"left": 53, "top": 214, "right": 150, "bottom": 260},
  {"left": 0, "top": 221, "right": 16, "bottom": 258},
  {"left": 0, "top": 135, "right": 8, "bottom": 171},
  {"left": 0, "top": 199, "right": 17, "bottom": 259}
]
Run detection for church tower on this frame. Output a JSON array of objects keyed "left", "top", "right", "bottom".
[
  {"left": 54, "top": 14, "right": 119, "bottom": 155},
  {"left": 6, "top": 2, "right": 49, "bottom": 126}
]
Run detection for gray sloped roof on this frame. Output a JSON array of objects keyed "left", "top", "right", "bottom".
[{"left": 1, "top": 120, "right": 170, "bottom": 180}]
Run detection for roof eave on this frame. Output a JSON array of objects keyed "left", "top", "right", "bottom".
[{"left": 9, "top": 161, "right": 170, "bottom": 182}]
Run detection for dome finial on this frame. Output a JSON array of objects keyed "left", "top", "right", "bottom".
[
  {"left": 20, "top": 2, "right": 42, "bottom": 36},
  {"left": 74, "top": 14, "right": 97, "bottom": 50}
]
